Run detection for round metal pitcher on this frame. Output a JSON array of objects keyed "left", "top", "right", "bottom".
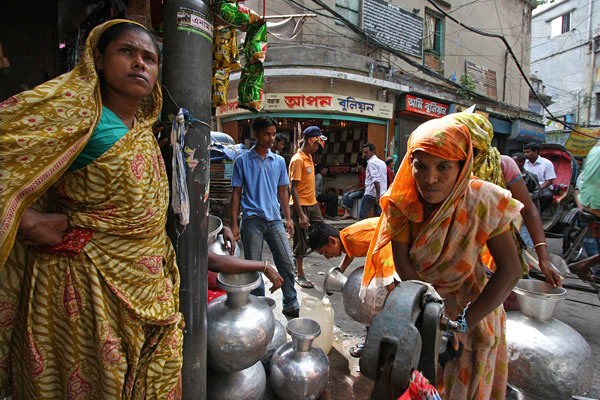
[
  {"left": 323, "top": 266, "right": 387, "bottom": 325},
  {"left": 258, "top": 296, "right": 287, "bottom": 370},
  {"left": 270, "top": 318, "right": 329, "bottom": 400},
  {"left": 207, "top": 272, "right": 275, "bottom": 372},
  {"left": 207, "top": 361, "right": 266, "bottom": 400},
  {"left": 506, "top": 280, "right": 593, "bottom": 399},
  {"left": 208, "top": 215, "right": 241, "bottom": 257}
]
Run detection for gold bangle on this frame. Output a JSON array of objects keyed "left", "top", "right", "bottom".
[
  {"left": 533, "top": 242, "right": 547, "bottom": 249},
  {"left": 263, "top": 261, "right": 268, "bottom": 274}
]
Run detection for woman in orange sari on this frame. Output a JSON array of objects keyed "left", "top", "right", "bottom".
[
  {"left": 362, "top": 117, "right": 523, "bottom": 399},
  {"left": 0, "top": 20, "right": 182, "bottom": 398}
]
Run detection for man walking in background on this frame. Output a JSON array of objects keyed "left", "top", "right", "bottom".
[
  {"left": 359, "top": 143, "right": 388, "bottom": 219},
  {"left": 230, "top": 115, "right": 300, "bottom": 318},
  {"left": 289, "top": 126, "right": 327, "bottom": 288}
]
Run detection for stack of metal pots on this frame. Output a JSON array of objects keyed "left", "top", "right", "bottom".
[
  {"left": 258, "top": 296, "right": 288, "bottom": 370},
  {"left": 506, "top": 279, "right": 593, "bottom": 399},
  {"left": 207, "top": 272, "right": 274, "bottom": 400}
]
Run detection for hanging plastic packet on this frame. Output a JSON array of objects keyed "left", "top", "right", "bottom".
[
  {"left": 243, "top": 22, "right": 267, "bottom": 64},
  {"left": 218, "top": 2, "right": 261, "bottom": 29},
  {"left": 212, "top": 68, "right": 230, "bottom": 107},
  {"left": 238, "top": 63, "right": 263, "bottom": 112},
  {"left": 230, "top": 29, "right": 242, "bottom": 72},
  {"left": 213, "top": 26, "right": 234, "bottom": 66}
]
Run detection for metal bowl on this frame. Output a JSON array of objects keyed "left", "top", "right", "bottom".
[
  {"left": 217, "top": 272, "right": 261, "bottom": 293},
  {"left": 208, "top": 215, "right": 223, "bottom": 244},
  {"left": 512, "top": 279, "right": 566, "bottom": 322}
]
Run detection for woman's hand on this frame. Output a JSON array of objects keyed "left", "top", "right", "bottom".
[
  {"left": 538, "top": 258, "right": 562, "bottom": 287},
  {"left": 264, "top": 264, "right": 283, "bottom": 293},
  {"left": 17, "top": 208, "right": 68, "bottom": 246}
]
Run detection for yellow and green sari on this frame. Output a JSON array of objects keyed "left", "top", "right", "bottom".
[{"left": 0, "top": 20, "right": 182, "bottom": 399}]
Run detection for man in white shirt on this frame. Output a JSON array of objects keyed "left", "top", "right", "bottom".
[
  {"left": 359, "top": 143, "right": 388, "bottom": 219},
  {"left": 523, "top": 142, "right": 556, "bottom": 211}
]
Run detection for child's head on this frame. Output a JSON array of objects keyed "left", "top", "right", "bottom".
[{"left": 308, "top": 223, "right": 343, "bottom": 259}]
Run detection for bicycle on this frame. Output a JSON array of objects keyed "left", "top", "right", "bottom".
[{"left": 530, "top": 209, "right": 600, "bottom": 300}]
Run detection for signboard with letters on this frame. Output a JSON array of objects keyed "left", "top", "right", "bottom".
[
  {"left": 363, "top": 0, "right": 423, "bottom": 57},
  {"left": 398, "top": 94, "right": 448, "bottom": 118},
  {"left": 510, "top": 119, "right": 545, "bottom": 142},
  {"left": 465, "top": 61, "right": 498, "bottom": 99},
  {"left": 564, "top": 126, "right": 600, "bottom": 157},
  {"left": 217, "top": 94, "right": 393, "bottom": 119}
]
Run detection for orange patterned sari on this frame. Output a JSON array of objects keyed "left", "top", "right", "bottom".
[
  {"left": 363, "top": 118, "right": 522, "bottom": 399},
  {"left": 0, "top": 20, "right": 182, "bottom": 398}
]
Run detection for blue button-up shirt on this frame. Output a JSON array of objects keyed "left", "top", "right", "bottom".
[{"left": 231, "top": 147, "right": 289, "bottom": 221}]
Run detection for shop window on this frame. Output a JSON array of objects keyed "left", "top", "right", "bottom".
[
  {"left": 551, "top": 12, "right": 571, "bottom": 37},
  {"left": 336, "top": 0, "right": 360, "bottom": 26},
  {"left": 423, "top": 10, "right": 443, "bottom": 72}
]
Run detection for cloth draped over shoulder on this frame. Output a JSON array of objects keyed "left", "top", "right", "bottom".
[
  {"left": 362, "top": 116, "right": 522, "bottom": 399},
  {"left": 447, "top": 112, "right": 528, "bottom": 274},
  {"left": 0, "top": 20, "right": 182, "bottom": 398}
]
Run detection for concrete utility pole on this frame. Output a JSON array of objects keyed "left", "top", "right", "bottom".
[{"left": 162, "top": 0, "right": 213, "bottom": 398}]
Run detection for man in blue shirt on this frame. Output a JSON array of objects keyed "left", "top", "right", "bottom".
[{"left": 230, "top": 115, "right": 300, "bottom": 318}]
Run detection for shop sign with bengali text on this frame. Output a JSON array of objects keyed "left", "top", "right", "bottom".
[
  {"left": 262, "top": 93, "right": 394, "bottom": 119},
  {"left": 564, "top": 126, "right": 600, "bottom": 157},
  {"left": 399, "top": 94, "right": 449, "bottom": 118},
  {"left": 216, "top": 99, "right": 259, "bottom": 117}
]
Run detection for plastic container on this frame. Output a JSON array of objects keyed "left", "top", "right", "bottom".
[{"left": 300, "top": 296, "right": 334, "bottom": 354}]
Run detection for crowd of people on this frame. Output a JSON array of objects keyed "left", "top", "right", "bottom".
[{"left": 1, "top": 17, "right": 598, "bottom": 400}]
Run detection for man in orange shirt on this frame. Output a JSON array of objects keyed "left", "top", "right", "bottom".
[
  {"left": 289, "top": 126, "right": 327, "bottom": 288},
  {"left": 307, "top": 218, "right": 380, "bottom": 357},
  {"left": 308, "top": 218, "right": 379, "bottom": 273}
]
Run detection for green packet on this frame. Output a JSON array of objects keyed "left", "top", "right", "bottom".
[
  {"left": 238, "top": 63, "right": 264, "bottom": 112},
  {"left": 243, "top": 22, "right": 267, "bottom": 64},
  {"left": 218, "top": 2, "right": 261, "bottom": 28}
]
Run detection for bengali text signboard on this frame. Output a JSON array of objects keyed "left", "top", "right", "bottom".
[
  {"left": 263, "top": 93, "right": 394, "bottom": 119},
  {"left": 564, "top": 126, "right": 600, "bottom": 157},
  {"left": 399, "top": 94, "right": 448, "bottom": 118},
  {"left": 465, "top": 61, "right": 498, "bottom": 99},
  {"left": 363, "top": 0, "right": 423, "bottom": 57}
]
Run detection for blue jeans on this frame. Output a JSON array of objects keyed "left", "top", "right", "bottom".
[
  {"left": 359, "top": 195, "right": 381, "bottom": 220},
  {"left": 240, "top": 216, "right": 299, "bottom": 312},
  {"left": 342, "top": 190, "right": 364, "bottom": 210}
]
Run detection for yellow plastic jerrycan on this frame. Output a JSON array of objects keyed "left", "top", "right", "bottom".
[{"left": 300, "top": 295, "right": 334, "bottom": 354}]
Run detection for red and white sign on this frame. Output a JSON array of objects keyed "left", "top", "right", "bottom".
[{"left": 402, "top": 94, "right": 448, "bottom": 118}]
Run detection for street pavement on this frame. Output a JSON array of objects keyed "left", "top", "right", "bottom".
[{"left": 251, "top": 226, "right": 600, "bottom": 399}]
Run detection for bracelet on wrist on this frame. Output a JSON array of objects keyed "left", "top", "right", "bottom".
[
  {"left": 263, "top": 261, "right": 268, "bottom": 274},
  {"left": 533, "top": 242, "right": 547, "bottom": 249}
]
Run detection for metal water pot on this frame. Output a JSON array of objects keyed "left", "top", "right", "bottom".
[
  {"left": 506, "top": 280, "right": 593, "bottom": 399},
  {"left": 270, "top": 318, "right": 329, "bottom": 400},
  {"left": 207, "top": 272, "right": 275, "bottom": 372},
  {"left": 208, "top": 215, "right": 241, "bottom": 257},
  {"left": 207, "top": 361, "right": 266, "bottom": 400},
  {"left": 258, "top": 296, "right": 288, "bottom": 370},
  {"left": 323, "top": 266, "right": 387, "bottom": 325}
]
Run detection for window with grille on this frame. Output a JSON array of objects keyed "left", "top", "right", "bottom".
[
  {"left": 423, "top": 11, "right": 443, "bottom": 55},
  {"left": 595, "top": 93, "right": 600, "bottom": 121},
  {"left": 336, "top": 0, "right": 359, "bottom": 25},
  {"left": 551, "top": 13, "right": 571, "bottom": 37}
]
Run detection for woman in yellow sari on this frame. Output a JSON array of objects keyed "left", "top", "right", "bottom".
[
  {"left": 0, "top": 20, "right": 182, "bottom": 398},
  {"left": 362, "top": 117, "right": 523, "bottom": 399}
]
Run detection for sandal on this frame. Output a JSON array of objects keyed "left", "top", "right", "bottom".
[
  {"left": 349, "top": 343, "right": 364, "bottom": 358},
  {"left": 296, "top": 276, "right": 315, "bottom": 288}
]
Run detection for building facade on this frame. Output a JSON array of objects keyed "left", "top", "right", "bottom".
[
  {"left": 531, "top": 0, "right": 600, "bottom": 129},
  {"left": 217, "top": 0, "right": 544, "bottom": 175}
]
